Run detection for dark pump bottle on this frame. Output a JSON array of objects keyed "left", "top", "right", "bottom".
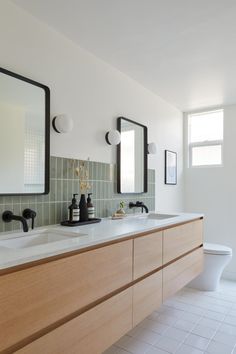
[
  {"left": 79, "top": 194, "right": 88, "bottom": 222},
  {"left": 68, "top": 194, "right": 80, "bottom": 222},
  {"left": 87, "top": 193, "right": 95, "bottom": 219}
]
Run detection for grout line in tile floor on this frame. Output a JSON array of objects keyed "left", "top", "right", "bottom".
[{"left": 103, "top": 280, "right": 236, "bottom": 354}]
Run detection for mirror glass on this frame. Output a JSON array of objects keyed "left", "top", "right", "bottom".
[
  {"left": 117, "top": 117, "right": 147, "bottom": 193},
  {"left": 0, "top": 68, "right": 50, "bottom": 195}
]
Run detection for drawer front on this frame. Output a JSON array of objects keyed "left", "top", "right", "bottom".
[
  {"left": 163, "top": 247, "right": 203, "bottom": 301},
  {"left": 0, "top": 240, "right": 132, "bottom": 352},
  {"left": 15, "top": 288, "right": 133, "bottom": 354},
  {"left": 133, "top": 231, "right": 162, "bottom": 279},
  {"left": 163, "top": 219, "right": 203, "bottom": 264},
  {"left": 133, "top": 271, "right": 162, "bottom": 326}
]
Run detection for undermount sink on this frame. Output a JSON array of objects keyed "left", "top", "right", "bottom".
[
  {"left": 147, "top": 213, "right": 179, "bottom": 220},
  {"left": 133, "top": 213, "right": 179, "bottom": 220},
  {"left": 0, "top": 229, "right": 86, "bottom": 249}
]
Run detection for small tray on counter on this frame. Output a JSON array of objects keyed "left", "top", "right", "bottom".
[{"left": 60, "top": 218, "right": 101, "bottom": 227}]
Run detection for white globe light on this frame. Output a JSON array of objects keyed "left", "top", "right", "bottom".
[
  {"left": 148, "top": 142, "right": 157, "bottom": 154},
  {"left": 52, "top": 115, "right": 74, "bottom": 133},
  {"left": 105, "top": 130, "right": 121, "bottom": 145}
]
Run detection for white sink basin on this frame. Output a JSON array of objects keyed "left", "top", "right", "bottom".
[
  {"left": 147, "top": 213, "right": 179, "bottom": 220},
  {"left": 0, "top": 229, "right": 87, "bottom": 249},
  {"left": 131, "top": 213, "right": 179, "bottom": 220}
]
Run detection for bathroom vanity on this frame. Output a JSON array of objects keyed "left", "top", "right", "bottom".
[{"left": 0, "top": 213, "right": 203, "bottom": 354}]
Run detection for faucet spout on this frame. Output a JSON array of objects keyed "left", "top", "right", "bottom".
[
  {"left": 2, "top": 210, "right": 29, "bottom": 232},
  {"left": 129, "top": 201, "right": 149, "bottom": 214}
]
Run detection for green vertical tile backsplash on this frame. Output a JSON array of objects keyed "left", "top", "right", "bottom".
[{"left": 0, "top": 156, "right": 155, "bottom": 232}]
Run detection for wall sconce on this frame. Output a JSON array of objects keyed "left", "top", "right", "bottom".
[
  {"left": 148, "top": 142, "right": 157, "bottom": 154},
  {"left": 52, "top": 114, "right": 74, "bottom": 133},
  {"left": 105, "top": 130, "right": 121, "bottom": 145}
]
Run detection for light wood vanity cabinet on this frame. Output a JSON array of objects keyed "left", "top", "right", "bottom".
[
  {"left": 133, "top": 231, "right": 162, "bottom": 279},
  {"left": 0, "top": 218, "right": 203, "bottom": 354},
  {"left": 133, "top": 271, "right": 162, "bottom": 326},
  {"left": 163, "top": 219, "right": 203, "bottom": 263},
  {"left": 15, "top": 289, "right": 133, "bottom": 354},
  {"left": 0, "top": 240, "right": 132, "bottom": 353},
  {"left": 163, "top": 248, "right": 204, "bottom": 301}
]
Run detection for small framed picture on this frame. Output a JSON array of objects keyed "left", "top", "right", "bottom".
[{"left": 165, "top": 150, "right": 177, "bottom": 185}]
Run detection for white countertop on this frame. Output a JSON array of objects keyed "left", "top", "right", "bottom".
[{"left": 0, "top": 212, "right": 203, "bottom": 270}]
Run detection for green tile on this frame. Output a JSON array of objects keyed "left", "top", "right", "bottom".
[
  {"left": 0, "top": 196, "right": 5, "bottom": 205},
  {"left": 4, "top": 196, "right": 13, "bottom": 204},
  {"left": 62, "top": 202, "right": 68, "bottom": 221},
  {"left": 49, "top": 203, "right": 56, "bottom": 225},
  {"left": 88, "top": 160, "right": 93, "bottom": 181},
  {"left": 67, "top": 159, "right": 75, "bottom": 179},
  {"left": 56, "top": 157, "right": 63, "bottom": 179},
  {"left": 63, "top": 180, "right": 68, "bottom": 201},
  {"left": 50, "top": 156, "right": 57, "bottom": 178},
  {"left": 4, "top": 221, "right": 13, "bottom": 232},
  {"left": 55, "top": 203, "right": 62, "bottom": 223},
  {"left": 50, "top": 179, "right": 57, "bottom": 202},
  {"left": 0, "top": 205, "right": 6, "bottom": 232},
  {"left": 94, "top": 162, "right": 99, "bottom": 180},
  {"left": 56, "top": 180, "right": 63, "bottom": 201},
  {"left": 68, "top": 180, "right": 73, "bottom": 201},
  {"left": 74, "top": 160, "right": 80, "bottom": 180},
  {"left": 35, "top": 204, "right": 43, "bottom": 227},
  {"left": 43, "top": 203, "right": 50, "bottom": 226},
  {"left": 62, "top": 158, "right": 68, "bottom": 179}
]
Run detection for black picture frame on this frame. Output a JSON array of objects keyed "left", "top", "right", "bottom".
[
  {"left": 165, "top": 150, "right": 177, "bottom": 185},
  {"left": 0, "top": 67, "right": 50, "bottom": 196},
  {"left": 117, "top": 116, "right": 148, "bottom": 194}
]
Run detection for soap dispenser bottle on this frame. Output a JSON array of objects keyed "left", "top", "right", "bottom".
[
  {"left": 68, "top": 194, "right": 80, "bottom": 222},
  {"left": 87, "top": 193, "right": 95, "bottom": 219}
]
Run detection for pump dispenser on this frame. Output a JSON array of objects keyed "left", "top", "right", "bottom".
[
  {"left": 68, "top": 194, "right": 80, "bottom": 222},
  {"left": 87, "top": 193, "right": 95, "bottom": 219}
]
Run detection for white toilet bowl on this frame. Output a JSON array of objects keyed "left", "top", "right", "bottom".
[{"left": 188, "top": 243, "right": 232, "bottom": 291}]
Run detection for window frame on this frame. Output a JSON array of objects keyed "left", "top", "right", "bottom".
[{"left": 187, "top": 109, "right": 224, "bottom": 168}]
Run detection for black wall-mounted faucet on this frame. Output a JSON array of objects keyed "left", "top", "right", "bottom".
[
  {"left": 23, "top": 209, "right": 37, "bottom": 230},
  {"left": 129, "top": 201, "right": 149, "bottom": 214},
  {"left": 2, "top": 210, "right": 29, "bottom": 232}
]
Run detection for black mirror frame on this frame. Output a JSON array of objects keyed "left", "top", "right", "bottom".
[
  {"left": 0, "top": 67, "right": 50, "bottom": 196},
  {"left": 117, "top": 116, "right": 148, "bottom": 194}
]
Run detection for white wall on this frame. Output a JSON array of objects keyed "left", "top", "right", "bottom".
[
  {"left": 0, "top": 1, "right": 183, "bottom": 212},
  {"left": 185, "top": 104, "right": 236, "bottom": 279}
]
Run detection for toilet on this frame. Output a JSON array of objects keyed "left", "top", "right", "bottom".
[{"left": 188, "top": 243, "right": 232, "bottom": 291}]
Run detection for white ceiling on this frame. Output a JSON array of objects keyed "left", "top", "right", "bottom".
[{"left": 12, "top": 0, "right": 236, "bottom": 111}]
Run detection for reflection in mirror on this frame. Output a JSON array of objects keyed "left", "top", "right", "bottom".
[
  {"left": 0, "top": 68, "right": 50, "bottom": 195},
  {"left": 117, "top": 117, "right": 147, "bottom": 193}
]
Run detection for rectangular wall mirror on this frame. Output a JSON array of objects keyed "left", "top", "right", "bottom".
[
  {"left": 117, "top": 117, "right": 147, "bottom": 193},
  {"left": 0, "top": 68, "right": 50, "bottom": 195}
]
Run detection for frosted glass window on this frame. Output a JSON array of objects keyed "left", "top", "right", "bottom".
[
  {"left": 192, "top": 145, "right": 222, "bottom": 166},
  {"left": 188, "top": 109, "right": 223, "bottom": 167}
]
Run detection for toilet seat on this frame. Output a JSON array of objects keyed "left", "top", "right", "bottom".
[{"left": 204, "top": 242, "right": 232, "bottom": 255}]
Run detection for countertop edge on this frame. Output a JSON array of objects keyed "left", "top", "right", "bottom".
[{"left": 0, "top": 215, "right": 204, "bottom": 275}]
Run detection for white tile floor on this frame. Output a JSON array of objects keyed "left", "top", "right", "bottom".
[{"left": 103, "top": 280, "right": 236, "bottom": 354}]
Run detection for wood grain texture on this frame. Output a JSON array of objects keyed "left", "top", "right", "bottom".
[
  {"left": 133, "top": 231, "right": 162, "bottom": 279},
  {"left": 15, "top": 288, "right": 133, "bottom": 354},
  {"left": 163, "top": 219, "right": 203, "bottom": 264},
  {"left": 163, "top": 247, "right": 203, "bottom": 301},
  {"left": 133, "top": 271, "right": 162, "bottom": 326},
  {"left": 0, "top": 240, "right": 132, "bottom": 353}
]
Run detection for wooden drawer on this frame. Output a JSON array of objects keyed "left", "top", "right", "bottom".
[
  {"left": 15, "top": 288, "right": 133, "bottom": 354},
  {"left": 163, "top": 220, "right": 203, "bottom": 264},
  {"left": 133, "top": 271, "right": 162, "bottom": 326},
  {"left": 0, "top": 240, "right": 132, "bottom": 353},
  {"left": 133, "top": 231, "right": 162, "bottom": 279},
  {"left": 163, "top": 247, "right": 203, "bottom": 301}
]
